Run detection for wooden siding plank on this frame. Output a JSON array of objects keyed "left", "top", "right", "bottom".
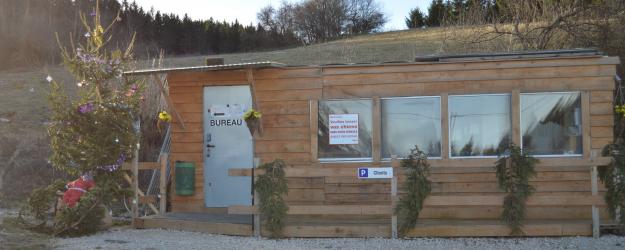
[
  {"left": 322, "top": 65, "right": 615, "bottom": 86},
  {"left": 590, "top": 115, "right": 614, "bottom": 126},
  {"left": 590, "top": 102, "right": 613, "bottom": 115},
  {"left": 323, "top": 77, "right": 614, "bottom": 99},
  {"left": 254, "top": 78, "right": 322, "bottom": 91},
  {"left": 591, "top": 126, "right": 613, "bottom": 138},
  {"left": 592, "top": 137, "right": 613, "bottom": 149},
  {"left": 254, "top": 140, "right": 310, "bottom": 153},
  {"left": 260, "top": 101, "right": 310, "bottom": 115},
  {"left": 262, "top": 114, "right": 308, "bottom": 128},
  {"left": 167, "top": 70, "right": 247, "bottom": 83},
  {"left": 172, "top": 132, "right": 203, "bottom": 143},
  {"left": 256, "top": 89, "right": 322, "bottom": 101},
  {"left": 254, "top": 68, "right": 322, "bottom": 79},
  {"left": 591, "top": 91, "right": 613, "bottom": 103},
  {"left": 256, "top": 127, "right": 310, "bottom": 140},
  {"left": 321, "top": 57, "right": 617, "bottom": 75}
]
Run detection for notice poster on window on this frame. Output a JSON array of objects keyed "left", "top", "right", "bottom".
[{"left": 329, "top": 114, "right": 359, "bottom": 145}]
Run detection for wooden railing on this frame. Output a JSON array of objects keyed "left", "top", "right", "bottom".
[
  {"left": 229, "top": 157, "right": 609, "bottom": 238},
  {"left": 122, "top": 153, "right": 168, "bottom": 217}
]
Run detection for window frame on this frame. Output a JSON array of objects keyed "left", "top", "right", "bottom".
[
  {"left": 519, "top": 91, "right": 583, "bottom": 158},
  {"left": 317, "top": 98, "right": 374, "bottom": 162},
  {"left": 380, "top": 95, "right": 443, "bottom": 160},
  {"left": 448, "top": 93, "right": 512, "bottom": 159}
]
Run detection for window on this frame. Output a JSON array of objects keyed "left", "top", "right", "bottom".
[
  {"left": 381, "top": 97, "right": 441, "bottom": 158},
  {"left": 521, "top": 92, "right": 582, "bottom": 156},
  {"left": 318, "top": 99, "right": 373, "bottom": 160},
  {"left": 449, "top": 94, "right": 511, "bottom": 157}
]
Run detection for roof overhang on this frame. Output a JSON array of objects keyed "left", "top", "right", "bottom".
[{"left": 123, "top": 61, "right": 286, "bottom": 76}]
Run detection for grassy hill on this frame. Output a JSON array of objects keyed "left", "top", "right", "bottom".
[
  {"left": 151, "top": 27, "right": 450, "bottom": 68},
  {"left": 0, "top": 27, "right": 468, "bottom": 200}
]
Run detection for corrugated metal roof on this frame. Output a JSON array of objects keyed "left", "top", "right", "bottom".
[{"left": 123, "top": 61, "right": 286, "bottom": 76}]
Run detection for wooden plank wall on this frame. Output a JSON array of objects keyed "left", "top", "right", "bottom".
[{"left": 166, "top": 56, "right": 618, "bottom": 216}]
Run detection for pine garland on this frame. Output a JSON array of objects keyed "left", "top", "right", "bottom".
[
  {"left": 495, "top": 143, "right": 538, "bottom": 235},
  {"left": 600, "top": 142, "right": 625, "bottom": 230},
  {"left": 255, "top": 159, "right": 289, "bottom": 238},
  {"left": 395, "top": 146, "right": 431, "bottom": 237}
]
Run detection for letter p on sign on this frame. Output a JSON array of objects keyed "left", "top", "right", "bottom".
[{"left": 358, "top": 168, "right": 368, "bottom": 178}]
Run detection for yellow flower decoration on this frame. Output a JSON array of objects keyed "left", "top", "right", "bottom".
[
  {"left": 615, "top": 105, "right": 625, "bottom": 117},
  {"left": 92, "top": 25, "right": 104, "bottom": 48},
  {"left": 158, "top": 111, "right": 172, "bottom": 122},
  {"left": 243, "top": 108, "right": 262, "bottom": 120}
]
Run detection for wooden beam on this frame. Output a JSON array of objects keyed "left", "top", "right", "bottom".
[
  {"left": 228, "top": 157, "right": 612, "bottom": 177},
  {"left": 139, "top": 195, "right": 157, "bottom": 204},
  {"left": 159, "top": 153, "right": 168, "bottom": 215},
  {"left": 252, "top": 157, "right": 261, "bottom": 237},
  {"left": 372, "top": 96, "right": 381, "bottom": 162},
  {"left": 123, "top": 173, "right": 160, "bottom": 215},
  {"left": 152, "top": 74, "right": 185, "bottom": 130},
  {"left": 135, "top": 217, "right": 253, "bottom": 236},
  {"left": 391, "top": 155, "right": 398, "bottom": 239},
  {"left": 247, "top": 69, "right": 263, "bottom": 136},
  {"left": 582, "top": 91, "right": 591, "bottom": 159},
  {"left": 441, "top": 93, "right": 449, "bottom": 159},
  {"left": 511, "top": 89, "right": 520, "bottom": 145},
  {"left": 229, "top": 205, "right": 393, "bottom": 215},
  {"left": 310, "top": 99, "right": 319, "bottom": 162},
  {"left": 132, "top": 122, "right": 140, "bottom": 219},
  {"left": 121, "top": 161, "right": 160, "bottom": 171},
  {"left": 425, "top": 194, "right": 605, "bottom": 207},
  {"left": 591, "top": 165, "right": 600, "bottom": 238}
]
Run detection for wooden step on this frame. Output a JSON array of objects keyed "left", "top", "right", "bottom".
[{"left": 133, "top": 213, "right": 253, "bottom": 236}]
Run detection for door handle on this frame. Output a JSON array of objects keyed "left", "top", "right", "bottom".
[{"left": 205, "top": 133, "right": 214, "bottom": 157}]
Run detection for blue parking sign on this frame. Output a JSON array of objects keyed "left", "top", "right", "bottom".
[{"left": 358, "top": 168, "right": 368, "bottom": 178}]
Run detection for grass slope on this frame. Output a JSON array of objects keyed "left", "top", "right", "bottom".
[{"left": 0, "top": 27, "right": 451, "bottom": 200}]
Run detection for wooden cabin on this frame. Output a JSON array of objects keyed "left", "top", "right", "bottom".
[{"left": 126, "top": 49, "right": 620, "bottom": 238}]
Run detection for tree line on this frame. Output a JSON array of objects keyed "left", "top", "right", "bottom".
[{"left": 0, "top": 0, "right": 388, "bottom": 70}]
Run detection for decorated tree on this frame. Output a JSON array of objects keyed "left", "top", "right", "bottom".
[{"left": 21, "top": 1, "right": 143, "bottom": 236}]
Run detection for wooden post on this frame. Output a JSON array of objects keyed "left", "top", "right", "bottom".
[
  {"left": 131, "top": 120, "right": 140, "bottom": 220},
  {"left": 391, "top": 155, "right": 398, "bottom": 239},
  {"left": 253, "top": 157, "right": 261, "bottom": 237},
  {"left": 440, "top": 93, "right": 449, "bottom": 159},
  {"left": 511, "top": 89, "right": 521, "bottom": 145},
  {"left": 591, "top": 165, "right": 600, "bottom": 238},
  {"left": 372, "top": 96, "right": 381, "bottom": 163},
  {"left": 310, "top": 99, "right": 319, "bottom": 162},
  {"left": 159, "top": 153, "right": 168, "bottom": 215}
]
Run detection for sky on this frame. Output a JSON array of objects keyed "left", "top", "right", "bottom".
[{"left": 132, "top": 0, "right": 431, "bottom": 31}]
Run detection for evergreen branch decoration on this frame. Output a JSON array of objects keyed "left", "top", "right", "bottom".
[
  {"left": 600, "top": 142, "right": 625, "bottom": 230},
  {"left": 495, "top": 143, "right": 538, "bottom": 235},
  {"left": 20, "top": 1, "right": 140, "bottom": 237},
  {"left": 395, "top": 146, "right": 431, "bottom": 237},
  {"left": 255, "top": 159, "right": 289, "bottom": 238}
]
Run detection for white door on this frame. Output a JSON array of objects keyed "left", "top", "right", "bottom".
[{"left": 203, "top": 86, "right": 253, "bottom": 207}]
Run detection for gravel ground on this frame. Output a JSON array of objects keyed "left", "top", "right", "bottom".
[{"left": 53, "top": 228, "right": 625, "bottom": 250}]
